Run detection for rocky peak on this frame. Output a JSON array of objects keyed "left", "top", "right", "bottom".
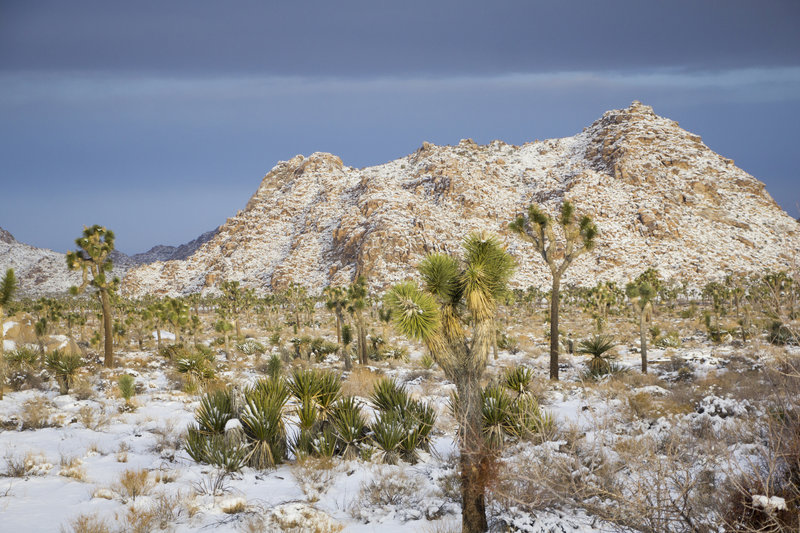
[
  {"left": 113, "top": 102, "right": 800, "bottom": 296},
  {"left": 0, "top": 227, "right": 15, "bottom": 244}
]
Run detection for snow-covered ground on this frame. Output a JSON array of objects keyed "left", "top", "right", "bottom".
[{"left": 0, "top": 326, "right": 796, "bottom": 532}]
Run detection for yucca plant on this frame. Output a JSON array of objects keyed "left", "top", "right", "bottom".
[
  {"left": 370, "top": 378, "right": 411, "bottom": 414},
  {"left": 176, "top": 351, "right": 216, "bottom": 386},
  {"left": 240, "top": 379, "right": 289, "bottom": 469},
  {"left": 508, "top": 395, "right": 554, "bottom": 440},
  {"left": 194, "top": 389, "right": 233, "bottom": 434},
  {"left": 400, "top": 401, "right": 437, "bottom": 462},
  {"left": 577, "top": 334, "right": 617, "bottom": 377},
  {"left": 331, "top": 396, "right": 368, "bottom": 460},
  {"left": 502, "top": 366, "right": 533, "bottom": 398},
  {"left": 287, "top": 367, "right": 323, "bottom": 405},
  {"left": 265, "top": 353, "right": 282, "bottom": 379},
  {"left": 312, "top": 426, "right": 338, "bottom": 458},
  {"left": 45, "top": 350, "right": 85, "bottom": 395},
  {"left": 480, "top": 385, "right": 515, "bottom": 450},
  {"left": 370, "top": 410, "right": 406, "bottom": 465},
  {"left": 6, "top": 347, "right": 40, "bottom": 372},
  {"left": 185, "top": 429, "right": 248, "bottom": 472},
  {"left": 315, "top": 371, "right": 342, "bottom": 423}
]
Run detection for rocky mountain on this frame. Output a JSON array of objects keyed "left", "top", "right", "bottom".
[
  {"left": 122, "top": 102, "right": 800, "bottom": 297},
  {"left": 0, "top": 227, "right": 217, "bottom": 296}
]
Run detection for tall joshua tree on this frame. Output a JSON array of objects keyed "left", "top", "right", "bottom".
[
  {"left": 323, "top": 285, "right": 348, "bottom": 344},
  {"left": 386, "top": 232, "right": 514, "bottom": 533},
  {"left": 626, "top": 271, "right": 658, "bottom": 374},
  {"left": 510, "top": 201, "right": 597, "bottom": 380},
  {"left": 347, "top": 276, "right": 369, "bottom": 365},
  {"left": 66, "top": 225, "right": 118, "bottom": 367},
  {"left": 0, "top": 268, "right": 17, "bottom": 400}
]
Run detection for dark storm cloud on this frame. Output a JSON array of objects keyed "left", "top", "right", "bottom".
[{"left": 2, "top": 0, "right": 799, "bottom": 76}]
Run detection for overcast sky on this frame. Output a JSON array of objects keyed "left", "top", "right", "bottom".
[{"left": 2, "top": 1, "right": 799, "bottom": 254}]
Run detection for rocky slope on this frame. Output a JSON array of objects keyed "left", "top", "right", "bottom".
[
  {"left": 122, "top": 101, "right": 800, "bottom": 297},
  {"left": 0, "top": 228, "right": 216, "bottom": 296}
]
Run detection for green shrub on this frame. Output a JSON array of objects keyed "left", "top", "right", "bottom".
[{"left": 118, "top": 374, "right": 135, "bottom": 403}]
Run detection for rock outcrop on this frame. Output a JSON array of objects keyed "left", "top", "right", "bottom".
[{"left": 122, "top": 102, "right": 800, "bottom": 297}]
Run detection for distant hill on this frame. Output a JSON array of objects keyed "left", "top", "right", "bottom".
[{"left": 121, "top": 101, "right": 800, "bottom": 297}]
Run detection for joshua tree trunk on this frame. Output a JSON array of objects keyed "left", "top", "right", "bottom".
[
  {"left": 492, "top": 321, "right": 498, "bottom": 360},
  {"left": 639, "top": 310, "right": 647, "bottom": 374},
  {"left": 100, "top": 289, "right": 114, "bottom": 367},
  {"left": 456, "top": 373, "right": 489, "bottom": 533},
  {"left": 549, "top": 275, "right": 561, "bottom": 381},
  {"left": 356, "top": 311, "right": 367, "bottom": 365},
  {"left": 334, "top": 310, "right": 343, "bottom": 344}
]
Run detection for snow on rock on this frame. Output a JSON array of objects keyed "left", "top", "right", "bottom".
[
  {"left": 121, "top": 101, "right": 800, "bottom": 297},
  {"left": 752, "top": 494, "right": 787, "bottom": 512}
]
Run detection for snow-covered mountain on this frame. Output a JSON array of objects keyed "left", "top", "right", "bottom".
[
  {"left": 122, "top": 101, "right": 800, "bottom": 297},
  {"left": 0, "top": 227, "right": 217, "bottom": 296}
]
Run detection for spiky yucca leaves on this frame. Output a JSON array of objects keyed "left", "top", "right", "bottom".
[
  {"left": 578, "top": 335, "right": 617, "bottom": 376},
  {"left": 370, "top": 410, "right": 406, "bottom": 465},
  {"left": 451, "top": 384, "right": 554, "bottom": 449},
  {"left": 176, "top": 351, "right": 216, "bottom": 386},
  {"left": 194, "top": 389, "right": 233, "bottom": 434},
  {"left": 266, "top": 353, "right": 282, "bottom": 379},
  {"left": 370, "top": 378, "right": 412, "bottom": 413},
  {"left": 368, "top": 378, "right": 436, "bottom": 463},
  {"left": 331, "top": 396, "right": 368, "bottom": 460},
  {"left": 502, "top": 366, "right": 533, "bottom": 398},
  {"left": 184, "top": 430, "right": 248, "bottom": 472},
  {"left": 6, "top": 347, "right": 39, "bottom": 372},
  {"left": 481, "top": 385, "right": 516, "bottom": 449},
  {"left": 508, "top": 395, "right": 554, "bottom": 441},
  {"left": 44, "top": 350, "right": 85, "bottom": 395},
  {"left": 288, "top": 368, "right": 341, "bottom": 458},
  {"left": 241, "top": 378, "right": 290, "bottom": 469}
]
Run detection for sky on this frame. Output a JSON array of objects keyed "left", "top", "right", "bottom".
[{"left": 1, "top": 1, "right": 799, "bottom": 254}]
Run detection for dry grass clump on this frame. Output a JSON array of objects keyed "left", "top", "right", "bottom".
[
  {"left": 60, "top": 513, "right": 112, "bottom": 533},
  {"left": 341, "top": 367, "right": 383, "bottom": 398},
  {"left": 2, "top": 450, "right": 53, "bottom": 477},
  {"left": 78, "top": 404, "right": 112, "bottom": 430},
  {"left": 58, "top": 455, "right": 86, "bottom": 481},
  {"left": 116, "top": 442, "right": 130, "bottom": 463},
  {"left": 20, "top": 395, "right": 53, "bottom": 429},
  {"left": 292, "top": 456, "right": 338, "bottom": 503},
  {"left": 115, "top": 468, "right": 153, "bottom": 502}
]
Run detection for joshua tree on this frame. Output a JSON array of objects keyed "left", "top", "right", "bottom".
[
  {"left": 509, "top": 201, "right": 597, "bottom": 380},
  {"left": 219, "top": 280, "right": 252, "bottom": 339},
  {"left": 386, "top": 232, "right": 514, "bottom": 533},
  {"left": 285, "top": 282, "right": 307, "bottom": 334},
  {"left": 340, "top": 323, "right": 353, "bottom": 371},
  {"left": 626, "top": 271, "right": 658, "bottom": 374},
  {"left": 0, "top": 268, "right": 17, "bottom": 400},
  {"left": 164, "top": 297, "right": 190, "bottom": 344},
  {"left": 323, "top": 285, "right": 348, "bottom": 344},
  {"left": 347, "top": 276, "right": 369, "bottom": 365},
  {"left": 66, "top": 225, "right": 118, "bottom": 367}
]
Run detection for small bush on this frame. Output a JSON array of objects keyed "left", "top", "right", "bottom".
[
  {"left": 115, "top": 468, "right": 153, "bottom": 502},
  {"left": 118, "top": 374, "right": 135, "bottom": 404},
  {"left": 20, "top": 395, "right": 53, "bottom": 430}
]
